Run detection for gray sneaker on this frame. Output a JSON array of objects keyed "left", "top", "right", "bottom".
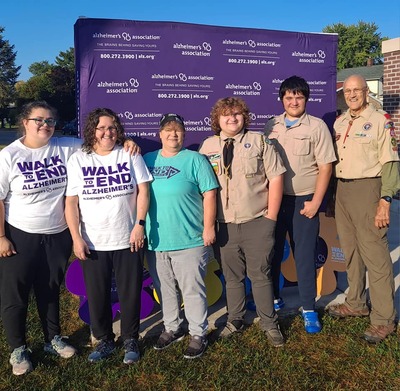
[
  {"left": 215, "top": 321, "right": 244, "bottom": 338},
  {"left": 153, "top": 329, "right": 185, "bottom": 350},
  {"left": 265, "top": 325, "right": 285, "bottom": 347},
  {"left": 9, "top": 345, "right": 33, "bottom": 376},
  {"left": 183, "top": 335, "right": 208, "bottom": 359},
  {"left": 44, "top": 335, "right": 76, "bottom": 358}
]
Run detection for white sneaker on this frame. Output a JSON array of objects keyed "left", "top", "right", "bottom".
[
  {"left": 9, "top": 345, "right": 33, "bottom": 376},
  {"left": 44, "top": 335, "right": 76, "bottom": 358}
]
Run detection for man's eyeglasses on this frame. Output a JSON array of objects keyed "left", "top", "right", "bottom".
[
  {"left": 343, "top": 88, "right": 366, "bottom": 95},
  {"left": 28, "top": 118, "right": 57, "bottom": 127},
  {"left": 95, "top": 126, "right": 117, "bottom": 132}
]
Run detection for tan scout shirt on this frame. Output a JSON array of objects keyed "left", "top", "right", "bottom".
[
  {"left": 334, "top": 105, "right": 399, "bottom": 179},
  {"left": 199, "top": 130, "right": 286, "bottom": 224},
  {"left": 264, "top": 112, "right": 336, "bottom": 196}
]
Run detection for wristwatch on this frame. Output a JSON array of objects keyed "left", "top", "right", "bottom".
[
  {"left": 135, "top": 219, "right": 146, "bottom": 226},
  {"left": 381, "top": 196, "right": 392, "bottom": 203}
]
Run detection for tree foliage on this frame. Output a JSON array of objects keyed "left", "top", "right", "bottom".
[
  {"left": 29, "top": 60, "right": 52, "bottom": 77},
  {"left": 0, "top": 26, "right": 21, "bottom": 111},
  {"left": 16, "top": 47, "right": 76, "bottom": 121},
  {"left": 323, "top": 21, "right": 387, "bottom": 69},
  {"left": 55, "top": 48, "right": 75, "bottom": 73}
]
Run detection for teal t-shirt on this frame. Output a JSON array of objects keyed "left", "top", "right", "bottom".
[{"left": 143, "top": 148, "right": 219, "bottom": 251}]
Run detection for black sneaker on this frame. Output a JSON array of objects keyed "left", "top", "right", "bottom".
[
  {"left": 153, "top": 329, "right": 185, "bottom": 350},
  {"left": 183, "top": 335, "right": 208, "bottom": 359}
]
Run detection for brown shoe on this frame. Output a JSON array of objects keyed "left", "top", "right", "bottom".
[
  {"left": 328, "top": 303, "right": 369, "bottom": 318},
  {"left": 363, "top": 324, "right": 396, "bottom": 343}
]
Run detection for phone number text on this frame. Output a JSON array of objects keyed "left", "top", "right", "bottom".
[{"left": 227, "top": 58, "right": 276, "bottom": 66}]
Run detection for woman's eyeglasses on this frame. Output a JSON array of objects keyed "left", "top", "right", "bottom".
[
  {"left": 28, "top": 118, "right": 57, "bottom": 127},
  {"left": 95, "top": 126, "right": 117, "bottom": 132}
]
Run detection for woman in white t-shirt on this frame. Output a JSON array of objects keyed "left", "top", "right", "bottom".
[
  {"left": 65, "top": 108, "right": 152, "bottom": 365},
  {"left": 0, "top": 102, "right": 138, "bottom": 377},
  {"left": 0, "top": 101, "right": 80, "bottom": 376}
]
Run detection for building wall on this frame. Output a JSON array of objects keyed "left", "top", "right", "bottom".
[{"left": 382, "top": 38, "right": 400, "bottom": 149}]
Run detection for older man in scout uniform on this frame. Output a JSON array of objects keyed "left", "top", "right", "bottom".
[
  {"left": 264, "top": 75, "right": 336, "bottom": 334},
  {"left": 199, "top": 97, "right": 286, "bottom": 347},
  {"left": 328, "top": 74, "right": 400, "bottom": 343}
]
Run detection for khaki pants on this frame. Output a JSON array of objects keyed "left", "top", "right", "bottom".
[{"left": 335, "top": 178, "right": 395, "bottom": 325}]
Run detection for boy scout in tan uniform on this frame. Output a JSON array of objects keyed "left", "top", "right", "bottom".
[
  {"left": 328, "top": 74, "right": 400, "bottom": 343},
  {"left": 201, "top": 132, "right": 283, "bottom": 224},
  {"left": 199, "top": 97, "right": 287, "bottom": 347},
  {"left": 264, "top": 76, "right": 336, "bottom": 334}
]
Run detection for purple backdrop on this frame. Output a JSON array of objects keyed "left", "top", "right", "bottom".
[{"left": 74, "top": 18, "right": 338, "bottom": 153}]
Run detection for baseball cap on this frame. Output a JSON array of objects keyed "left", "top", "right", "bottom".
[{"left": 159, "top": 113, "right": 185, "bottom": 129}]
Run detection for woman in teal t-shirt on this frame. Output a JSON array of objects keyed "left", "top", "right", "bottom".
[{"left": 143, "top": 113, "right": 218, "bottom": 360}]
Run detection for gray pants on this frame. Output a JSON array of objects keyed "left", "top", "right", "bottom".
[
  {"left": 155, "top": 246, "right": 209, "bottom": 337},
  {"left": 217, "top": 217, "right": 278, "bottom": 330}
]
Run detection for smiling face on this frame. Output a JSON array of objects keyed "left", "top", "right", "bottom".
[
  {"left": 160, "top": 121, "right": 185, "bottom": 156},
  {"left": 219, "top": 108, "right": 245, "bottom": 138},
  {"left": 93, "top": 115, "right": 118, "bottom": 155},
  {"left": 22, "top": 107, "right": 56, "bottom": 148},
  {"left": 343, "top": 75, "right": 369, "bottom": 117},
  {"left": 282, "top": 91, "right": 307, "bottom": 120}
]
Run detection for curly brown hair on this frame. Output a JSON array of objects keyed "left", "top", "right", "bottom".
[
  {"left": 82, "top": 108, "right": 126, "bottom": 153},
  {"left": 210, "top": 97, "right": 250, "bottom": 135}
]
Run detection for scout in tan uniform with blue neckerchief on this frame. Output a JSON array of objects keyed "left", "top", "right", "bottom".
[{"left": 328, "top": 74, "right": 400, "bottom": 343}]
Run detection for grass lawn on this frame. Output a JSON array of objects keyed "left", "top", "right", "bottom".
[
  {"left": 0, "top": 137, "right": 399, "bottom": 389},
  {"left": 0, "top": 282, "right": 399, "bottom": 391}
]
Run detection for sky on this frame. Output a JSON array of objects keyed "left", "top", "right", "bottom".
[{"left": 1, "top": 0, "right": 399, "bottom": 81}]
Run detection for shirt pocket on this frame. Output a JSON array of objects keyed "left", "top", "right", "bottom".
[
  {"left": 240, "top": 149, "right": 261, "bottom": 177},
  {"left": 352, "top": 136, "right": 371, "bottom": 144},
  {"left": 293, "top": 134, "right": 311, "bottom": 156}
]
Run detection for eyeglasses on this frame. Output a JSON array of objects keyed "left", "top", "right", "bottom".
[
  {"left": 95, "top": 126, "right": 117, "bottom": 132},
  {"left": 343, "top": 88, "right": 366, "bottom": 95},
  {"left": 28, "top": 118, "right": 57, "bottom": 127},
  {"left": 222, "top": 112, "right": 243, "bottom": 117}
]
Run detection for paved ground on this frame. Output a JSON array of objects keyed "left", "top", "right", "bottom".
[
  {"left": 0, "top": 129, "right": 68, "bottom": 145},
  {"left": 0, "top": 128, "right": 18, "bottom": 145}
]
